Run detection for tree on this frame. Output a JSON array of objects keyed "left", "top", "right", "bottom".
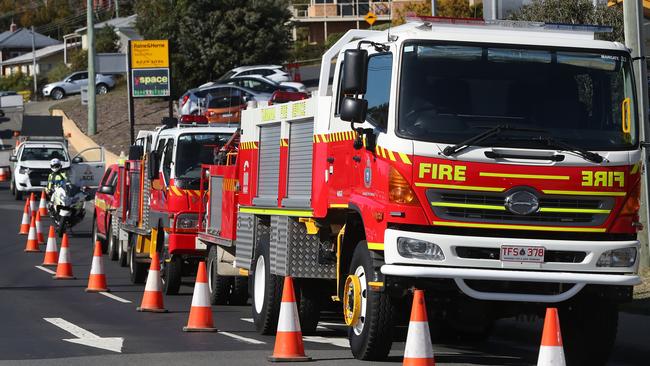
[
  {"left": 510, "top": 0, "right": 623, "bottom": 42},
  {"left": 95, "top": 25, "right": 121, "bottom": 53},
  {"left": 393, "top": 0, "right": 483, "bottom": 25},
  {"left": 135, "top": 0, "right": 293, "bottom": 98}
]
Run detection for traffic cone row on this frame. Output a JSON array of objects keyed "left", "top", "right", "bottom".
[
  {"left": 86, "top": 241, "right": 109, "bottom": 292},
  {"left": 403, "top": 290, "right": 435, "bottom": 366},
  {"left": 19, "top": 201, "right": 30, "bottom": 234},
  {"left": 35, "top": 211, "right": 45, "bottom": 244},
  {"left": 24, "top": 216, "right": 40, "bottom": 252},
  {"left": 29, "top": 192, "right": 37, "bottom": 216},
  {"left": 42, "top": 226, "right": 58, "bottom": 266},
  {"left": 53, "top": 234, "right": 74, "bottom": 279},
  {"left": 39, "top": 190, "right": 48, "bottom": 217},
  {"left": 183, "top": 261, "right": 217, "bottom": 332},
  {"left": 137, "top": 251, "right": 167, "bottom": 313},
  {"left": 537, "top": 308, "right": 566, "bottom": 366},
  {"left": 268, "top": 276, "right": 310, "bottom": 362}
]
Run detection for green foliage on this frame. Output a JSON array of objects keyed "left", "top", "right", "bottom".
[
  {"left": 510, "top": 0, "right": 623, "bottom": 42},
  {"left": 135, "top": 0, "right": 293, "bottom": 98},
  {"left": 95, "top": 25, "right": 121, "bottom": 53},
  {"left": 69, "top": 49, "right": 88, "bottom": 72},
  {"left": 393, "top": 0, "right": 483, "bottom": 25},
  {"left": 0, "top": 72, "right": 32, "bottom": 92},
  {"left": 47, "top": 62, "right": 72, "bottom": 83}
]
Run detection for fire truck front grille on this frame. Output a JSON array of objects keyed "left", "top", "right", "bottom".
[
  {"left": 427, "top": 189, "right": 614, "bottom": 227},
  {"left": 455, "top": 246, "right": 587, "bottom": 263},
  {"left": 28, "top": 169, "right": 50, "bottom": 187}
]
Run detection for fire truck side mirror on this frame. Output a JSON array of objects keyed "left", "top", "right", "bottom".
[
  {"left": 148, "top": 152, "right": 159, "bottom": 180},
  {"left": 128, "top": 145, "right": 144, "bottom": 160},
  {"left": 340, "top": 97, "right": 367, "bottom": 124},
  {"left": 342, "top": 49, "right": 368, "bottom": 95}
]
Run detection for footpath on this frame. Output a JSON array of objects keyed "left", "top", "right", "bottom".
[{"left": 51, "top": 109, "right": 119, "bottom": 166}]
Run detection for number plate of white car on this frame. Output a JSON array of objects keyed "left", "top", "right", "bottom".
[{"left": 500, "top": 245, "right": 545, "bottom": 263}]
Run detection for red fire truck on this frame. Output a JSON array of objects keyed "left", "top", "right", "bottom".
[
  {"left": 116, "top": 116, "right": 237, "bottom": 294},
  {"left": 199, "top": 19, "right": 641, "bottom": 365}
]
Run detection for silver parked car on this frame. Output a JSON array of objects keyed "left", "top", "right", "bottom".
[{"left": 42, "top": 72, "right": 116, "bottom": 100}]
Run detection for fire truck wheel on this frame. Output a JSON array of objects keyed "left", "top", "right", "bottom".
[
  {"left": 207, "top": 245, "right": 232, "bottom": 304},
  {"left": 560, "top": 298, "right": 618, "bottom": 366},
  {"left": 230, "top": 276, "right": 249, "bottom": 305},
  {"left": 92, "top": 220, "right": 107, "bottom": 253},
  {"left": 161, "top": 254, "right": 182, "bottom": 295},
  {"left": 347, "top": 242, "right": 394, "bottom": 361},
  {"left": 297, "top": 282, "right": 321, "bottom": 336},
  {"left": 128, "top": 240, "right": 147, "bottom": 284},
  {"left": 251, "top": 238, "right": 282, "bottom": 335},
  {"left": 107, "top": 224, "right": 118, "bottom": 261}
]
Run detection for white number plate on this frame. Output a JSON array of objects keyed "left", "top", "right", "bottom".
[
  {"left": 501, "top": 246, "right": 545, "bottom": 263},
  {"left": 222, "top": 113, "right": 233, "bottom": 117}
]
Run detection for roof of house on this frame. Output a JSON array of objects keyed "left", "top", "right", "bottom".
[
  {"left": 0, "top": 28, "right": 60, "bottom": 49},
  {"left": 75, "top": 14, "right": 137, "bottom": 33},
  {"left": 0, "top": 42, "right": 78, "bottom": 66}
]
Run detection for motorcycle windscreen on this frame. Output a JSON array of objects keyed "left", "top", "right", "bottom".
[{"left": 69, "top": 147, "right": 106, "bottom": 187}]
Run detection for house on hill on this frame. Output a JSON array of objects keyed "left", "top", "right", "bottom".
[{"left": 0, "top": 22, "right": 61, "bottom": 64}]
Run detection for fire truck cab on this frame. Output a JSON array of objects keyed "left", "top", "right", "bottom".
[{"left": 118, "top": 117, "right": 237, "bottom": 294}]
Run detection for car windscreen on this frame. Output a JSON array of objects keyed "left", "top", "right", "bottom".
[
  {"left": 217, "top": 71, "right": 237, "bottom": 81},
  {"left": 398, "top": 42, "right": 638, "bottom": 150},
  {"left": 207, "top": 89, "right": 245, "bottom": 109},
  {"left": 21, "top": 147, "right": 68, "bottom": 161},
  {"left": 174, "top": 133, "right": 232, "bottom": 181}
]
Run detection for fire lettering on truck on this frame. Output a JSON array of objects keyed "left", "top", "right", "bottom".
[
  {"left": 581, "top": 171, "right": 624, "bottom": 188},
  {"left": 418, "top": 163, "right": 467, "bottom": 182}
]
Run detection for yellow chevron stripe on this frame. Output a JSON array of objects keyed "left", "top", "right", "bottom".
[
  {"left": 398, "top": 152, "right": 412, "bottom": 165},
  {"left": 387, "top": 149, "right": 396, "bottom": 162},
  {"left": 367, "top": 242, "right": 384, "bottom": 250},
  {"left": 542, "top": 190, "right": 627, "bottom": 197},
  {"left": 631, "top": 162, "right": 640, "bottom": 174}
]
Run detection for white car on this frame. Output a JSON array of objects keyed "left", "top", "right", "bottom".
[
  {"left": 217, "top": 65, "right": 291, "bottom": 83},
  {"left": 9, "top": 142, "right": 106, "bottom": 200}
]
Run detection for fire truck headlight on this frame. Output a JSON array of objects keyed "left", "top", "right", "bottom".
[
  {"left": 397, "top": 237, "right": 444, "bottom": 261},
  {"left": 596, "top": 247, "right": 636, "bottom": 267},
  {"left": 176, "top": 213, "right": 199, "bottom": 229}
]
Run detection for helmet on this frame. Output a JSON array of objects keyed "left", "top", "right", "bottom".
[{"left": 50, "top": 158, "right": 62, "bottom": 172}]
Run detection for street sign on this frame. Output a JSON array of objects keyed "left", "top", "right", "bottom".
[
  {"left": 130, "top": 40, "right": 169, "bottom": 69},
  {"left": 365, "top": 11, "right": 377, "bottom": 26},
  {"left": 131, "top": 68, "right": 171, "bottom": 98}
]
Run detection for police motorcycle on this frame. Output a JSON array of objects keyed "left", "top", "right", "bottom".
[{"left": 47, "top": 159, "right": 93, "bottom": 237}]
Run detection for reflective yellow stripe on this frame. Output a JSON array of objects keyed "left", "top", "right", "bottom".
[
  {"left": 239, "top": 268, "right": 249, "bottom": 276},
  {"left": 539, "top": 207, "right": 611, "bottom": 214},
  {"left": 368, "top": 281, "right": 384, "bottom": 288},
  {"left": 329, "top": 204, "right": 349, "bottom": 208},
  {"left": 387, "top": 150, "right": 396, "bottom": 162},
  {"left": 398, "top": 152, "right": 412, "bottom": 165},
  {"left": 415, "top": 182, "right": 506, "bottom": 192},
  {"left": 542, "top": 190, "right": 627, "bottom": 197},
  {"left": 431, "top": 202, "right": 506, "bottom": 210},
  {"left": 367, "top": 242, "right": 384, "bottom": 250},
  {"left": 432, "top": 221, "right": 606, "bottom": 233},
  {"left": 479, "top": 172, "right": 570, "bottom": 180},
  {"left": 239, "top": 207, "right": 313, "bottom": 217},
  {"left": 631, "top": 162, "right": 640, "bottom": 174}
]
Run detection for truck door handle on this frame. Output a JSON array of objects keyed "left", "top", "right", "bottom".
[{"left": 352, "top": 156, "right": 361, "bottom": 162}]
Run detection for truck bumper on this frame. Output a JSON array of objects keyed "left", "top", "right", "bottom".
[
  {"left": 381, "top": 228, "right": 640, "bottom": 303},
  {"left": 168, "top": 232, "right": 205, "bottom": 256}
]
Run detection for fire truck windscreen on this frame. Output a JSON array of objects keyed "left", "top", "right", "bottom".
[
  {"left": 397, "top": 42, "right": 638, "bottom": 150},
  {"left": 174, "top": 133, "right": 232, "bottom": 183}
]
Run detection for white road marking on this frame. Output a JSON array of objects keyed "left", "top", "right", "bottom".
[
  {"left": 219, "top": 331, "right": 266, "bottom": 345},
  {"left": 99, "top": 292, "right": 132, "bottom": 304},
  {"left": 35, "top": 265, "right": 56, "bottom": 275},
  {"left": 43, "top": 317, "right": 123, "bottom": 353},
  {"left": 241, "top": 317, "right": 333, "bottom": 331},
  {"left": 303, "top": 336, "right": 349, "bottom": 348}
]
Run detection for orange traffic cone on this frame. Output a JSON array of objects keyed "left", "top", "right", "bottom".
[
  {"left": 183, "top": 261, "right": 217, "bottom": 332},
  {"left": 29, "top": 192, "right": 37, "bottom": 217},
  {"left": 53, "top": 234, "right": 75, "bottom": 279},
  {"left": 38, "top": 190, "right": 48, "bottom": 217},
  {"left": 86, "top": 241, "right": 109, "bottom": 292},
  {"left": 42, "top": 226, "right": 58, "bottom": 266},
  {"left": 137, "top": 251, "right": 167, "bottom": 313},
  {"left": 268, "top": 276, "right": 310, "bottom": 362},
  {"left": 19, "top": 200, "right": 30, "bottom": 234},
  {"left": 24, "top": 216, "right": 40, "bottom": 252},
  {"left": 537, "top": 308, "right": 565, "bottom": 366},
  {"left": 0, "top": 166, "right": 9, "bottom": 181},
  {"left": 403, "top": 290, "right": 435, "bottom": 366},
  {"left": 35, "top": 211, "right": 45, "bottom": 244}
]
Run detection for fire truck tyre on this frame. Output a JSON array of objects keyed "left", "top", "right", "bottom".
[
  {"left": 346, "top": 242, "right": 395, "bottom": 361},
  {"left": 559, "top": 299, "right": 618, "bottom": 366},
  {"left": 251, "top": 239, "right": 282, "bottom": 335},
  {"left": 128, "top": 242, "right": 147, "bottom": 284},
  {"left": 118, "top": 238, "right": 128, "bottom": 267},
  {"left": 230, "top": 276, "right": 249, "bottom": 305},
  {"left": 297, "top": 283, "right": 321, "bottom": 336},
  {"left": 162, "top": 255, "right": 182, "bottom": 295},
  {"left": 92, "top": 220, "right": 107, "bottom": 253},
  {"left": 107, "top": 225, "right": 118, "bottom": 261},
  {"left": 207, "top": 245, "right": 232, "bottom": 305}
]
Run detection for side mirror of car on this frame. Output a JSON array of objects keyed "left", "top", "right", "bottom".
[
  {"left": 72, "top": 156, "right": 83, "bottom": 163},
  {"left": 9, "top": 155, "right": 17, "bottom": 162},
  {"left": 98, "top": 185, "right": 114, "bottom": 195}
]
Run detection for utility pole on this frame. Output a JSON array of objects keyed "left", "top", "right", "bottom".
[
  {"left": 30, "top": 26, "right": 37, "bottom": 100},
  {"left": 87, "top": 0, "right": 97, "bottom": 136},
  {"left": 623, "top": 0, "right": 650, "bottom": 267},
  {"left": 431, "top": 0, "right": 436, "bottom": 16},
  {"left": 115, "top": 0, "right": 119, "bottom": 18}
]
